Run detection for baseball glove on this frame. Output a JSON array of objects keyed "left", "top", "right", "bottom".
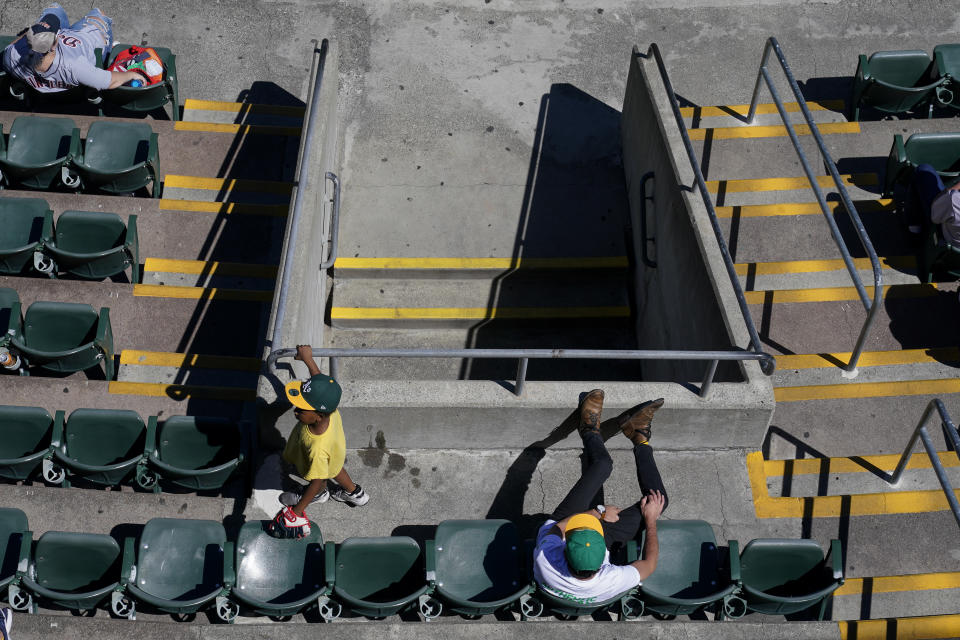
[{"left": 268, "top": 506, "right": 312, "bottom": 539}]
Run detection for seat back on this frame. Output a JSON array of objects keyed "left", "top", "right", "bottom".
[
  {"left": 137, "top": 518, "right": 226, "bottom": 601},
  {"left": 335, "top": 536, "right": 423, "bottom": 603},
  {"left": 33, "top": 531, "right": 120, "bottom": 593},
  {"left": 855, "top": 51, "right": 938, "bottom": 117},
  {"left": 0, "top": 507, "right": 28, "bottom": 587},
  {"left": 867, "top": 50, "right": 934, "bottom": 86},
  {"left": 21, "top": 302, "right": 98, "bottom": 353},
  {"left": 740, "top": 539, "right": 827, "bottom": 595},
  {"left": 0, "top": 198, "right": 52, "bottom": 274},
  {"left": 157, "top": 416, "right": 241, "bottom": 470},
  {"left": 6, "top": 116, "right": 75, "bottom": 166},
  {"left": 62, "top": 408, "right": 145, "bottom": 466},
  {"left": 434, "top": 519, "right": 525, "bottom": 603},
  {"left": 235, "top": 520, "right": 324, "bottom": 605},
  {"left": 102, "top": 46, "right": 177, "bottom": 115},
  {"left": 48, "top": 211, "right": 135, "bottom": 280},
  {"left": 0, "top": 406, "right": 53, "bottom": 480},
  {"left": 904, "top": 133, "right": 960, "bottom": 173},
  {"left": 641, "top": 520, "right": 722, "bottom": 599},
  {"left": 0, "top": 287, "right": 19, "bottom": 335},
  {"left": 83, "top": 121, "right": 152, "bottom": 172}
]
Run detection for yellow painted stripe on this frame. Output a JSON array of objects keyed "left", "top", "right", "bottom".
[
  {"left": 331, "top": 306, "right": 631, "bottom": 320},
  {"left": 334, "top": 256, "right": 629, "bottom": 270},
  {"left": 777, "top": 347, "right": 960, "bottom": 370},
  {"left": 715, "top": 199, "right": 894, "bottom": 218},
  {"left": 163, "top": 175, "right": 294, "bottom": 194},
  {"left": 774, "top": 378, "right": 960, "bottom": 402},
  {"left": 158, "top": 199, "right": 288, "bottom": 217},
  {"left": 744, "top": 283, "right": 937, "bottom": 305},
  {"left": 839, "top": 614, "right": 960, "bottom": 640},
  {"left": 679, "top": 100, "right": 845, "bottom": 118},
  {"left": 108, "top": 381, "right": 255, "bottom": 401},
  {"left": 688, "top": 121, "right": 859, "bottom": 140},
  {"left": 183, "top": 98, "right": 305, "bottom": 117},
  {"left": 143, "top": 258, "right": 278, "bottom": 278},
  {"left": 835, "top": 572, "right": 960, "bottom": 596},
  {"left": 705, "top": 173, "right": 877, "bottom": 193},
  {"left": 734, "top": 256, "right": 914, "bottom": 276},
  {"left": 174, "top": 121, "right": 302, "bottom": 136},
  {"left": 119, "top": 350, "right": 262, "bottom": 371},
  {"left": 763, "top": 451, "right": 960, "bottom": 477},
  {"left": 133, "top": 284, "right": 273, "bottom": 302}
]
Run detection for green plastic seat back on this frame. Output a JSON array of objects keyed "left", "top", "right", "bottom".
[
  {"left": 157, "top": 416, "right": 240, "bottom": 470},
  {"left": 22, "top": 302, "right": 98, "bottom": 352},
  {"left": 6, "top": 116, "right": 74, "bottom": 166},
  {"left": 0, "top": 508, "right": 28, "bottom": 586},
  {"left": 0, "top": 287, "right": 18, "bottom": 333},
  {"left": 0, "top": 405, "right": 53, "bottom": 459},
  {"left": 641, "top": 520, "right": 720, "bottom": 598},
  {"left": 34, "top": 531, "right": 120, "bottom": 593},
  {"left": 84, "top": 121, "right": 152, "bottom": 172},
  {"left": 235, "top": 520, "right": 324, "bottom": 604},
  {"left": 63, "top": 409, "right": 145, "bottom": 466},
  {"left": 0, "top": 199, "right": 50, "bottom": 272},
  {"left": 867, "top": 50, "right": 933, "bottom": 86},
  {"left": 336, "top": 536, "right": 423, "bottom": 602},
  {"left": 740, "top": 539, "right": 827, "bottom": 596},
  {"left": 904, "top": 133, "right": 960, "bottom": 173},
  {"left": 55, "top": 211, "right": 126, "bottom": 253},
  {"left": 434, "top": 519, "right": 525, "bottom": 602},
  {"left": 138, "top": 518, "right": 226, "bottom": 600}
]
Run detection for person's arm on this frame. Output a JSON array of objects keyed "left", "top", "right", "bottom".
[
  {"left": 106, "top": 69, "right": 145, "bottom": 89},
  {"left": 629, "top": 490, "right": 666, "bottom": 580},
  {"left": 295, "top": 344, "right": 322, "bottom": 376},
  {"left": 293, "top": 478, "right": 327, "bottom": 516}
]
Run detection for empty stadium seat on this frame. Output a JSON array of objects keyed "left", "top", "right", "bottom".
[
  {"left": 69, "top": 121, "right": 159, "bottom": 197},
  {"left": 0, "top": 405, "right": 54, "bottom": 481},
  {"left": 45, "top": 211, "right": 140, "bottom": 282},
  {"left": 884, "top": 133, "right": 960, "bottom": 197},
  {"left": 19, "top": 531, "right": 121, "bottom": 613},
  {"left": 0, "top": 198, "right": 53, "bottom": 275},
  {"left": 0, "top": 507, "right": 30, "bottom": 602},
  {"left": 639, "top": 520, "right": 745, "bottom": 619},
  {"left": 739, "top": 538, "right": 843, "bottom": 620},
  {"left": 9, "top": 301, "right": 115, "bottom": 380},
  {"left": 118, "top": 517, "right": 233, "bottom": 618},
  {"left": 142, "top": 416, "right": 246, "bottom": 491},
  {"left": 333, "top": 536, "right": 435, "bottom": 619},
  {"left": 100, "top": 45, "right": 180, "bottom": 121},
  {"left": 48, "top": 408, "right": 148, "bottom": 488},
  {"left": 427, "top": 519, "right": 532, "bottom": 617},
  {"left": 228, "top": 520, "right": 331, "bottom": 620},
  {"left": 934, "top": 44, "right": 960, "bottom": 111},
  {"left": 918, "top": 226, "right": 960, "bottom": 283},
  {"left": 850, "top": 50, "right": 944, "bottom": 121},
  {"left": 0, "top": 116, "right": 80, "bottom": 190}
]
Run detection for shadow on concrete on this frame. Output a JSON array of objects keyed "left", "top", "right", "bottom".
[{"left": 886, "top": 285, "right": 960, "bottom": 365}]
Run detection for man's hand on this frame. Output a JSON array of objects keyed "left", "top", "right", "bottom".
[
  {"left": 600, "top": 505, "right": 621, "bottom": 523},
  {"left": 106, "top": 70, "right": 146, "bottom": 90},
  {"left": 295, "top": 344, "right": 313, "bottom": 362},
  {"left": 640, "top": 490, "right": 665, "bottom": 522}
]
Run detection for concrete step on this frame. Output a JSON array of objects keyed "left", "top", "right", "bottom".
[
  {"left": 706, "top": 173, "right": 880, "bottom": 207},
  {"left": 181, "top": 98, "right": 305, "bottom": 128},
  {"left": 161, "top": 175, "right": 294, "bottom": 205},
  {"left": 141, "top": 258, "right": 277, "bottom": 290},
  {"left": 332, "top": 256, "right": 628, "bottom": 279},
  {"left": 681, "top": 99, "right": 848, "bottom": 130},
  {"left": 735, "top": 256, "right": 918, "bottom": 291}
]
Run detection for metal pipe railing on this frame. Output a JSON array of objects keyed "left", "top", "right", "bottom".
[
  {"left": 319, "top": 171, "right": 341, "bottom": 269},
  {"left": 642, "top": 44, "right": 775, "bottom": 376},
  {"left": 746, "top": 37, "right": 883, "bottom": 374}
]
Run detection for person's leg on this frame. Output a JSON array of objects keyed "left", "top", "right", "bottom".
[
  {"left": 329, "top": 467, "right": 370, "bottom": 505},
  {"left": 601, "top": 444, "right": 669, "bottom": 546},
  {"left": 914, "top": 163, "right": 947, "bottom": 229},
  {"left": 551, "top": 430, "right": 613, "bottom": 520},
  {"left": 332, "top": 467, "right": 357, "bottom": 493},
  {"left": 73, "top": 8, "right": 113, "bottom": 58},
  {"left": 40, "top": 4, "right": 69, "bottom": 28}
]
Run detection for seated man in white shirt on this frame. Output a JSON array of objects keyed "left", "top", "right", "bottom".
[{"left": 533, "top": 389, "right": 667, "bottom": 605}]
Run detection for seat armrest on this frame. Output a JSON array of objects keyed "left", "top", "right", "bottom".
[
  {"left": 425, "top": 539, "right": 436, "bottom": 586},
  {"left": 7, "top": 301, "right": 22, "bottom": 338},
  {"left": 68, "top": 128, "right": 81, "bottom": 161},
  {"left": 50, "top": 409, "right": 66, "bottom": 450},
  {"left": 627, "top": 539, "right": 638, "bottom": 563},
  {"left": 41, "top": 209, "right": 54, "bottom": 245},
  {"left": 222, "top": 541, "right": 235, "bottom": 589},
  {"left": 120, "top": 537, "right": 136, "bottom": 586},
  {"left": 96, "top": 307, "right": 114, "bottom": 379},
  {"left": 829, "top": 539, "right": 844, "bottom": 583},
  {"left": 324, "top": 541, "right": 336, "bottom": 590},
  {"left": 0, "top": 122, "right": 6, "bottom": 160},
  {"left": 894, "top": 134, "right": 907, "bottom": 165},
  {"left": 144, "top": 416, "right": 159, "bottom": 457},
  {"left": 16, "top": 530, "right": 32, "bottom": 578},
  {"left": 125, "top": 214, "right": 140, "bottom": 284},
  {"left": 856, "top": 54, "right": 870, "bottom": 81},
  {"left": 728, "top": 540, "right": 741, "bottom": 583}
]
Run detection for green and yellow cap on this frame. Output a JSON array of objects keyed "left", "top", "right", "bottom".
[
  {"left": 285, "top": 374, "right": 341, "bottom": 412},
  {"left": 564, "top": 513, "right": 606, "bottom": 573}
]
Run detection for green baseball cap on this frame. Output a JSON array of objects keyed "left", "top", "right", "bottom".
[
  {"left": 285, "top": 374, "right": 342, "bottom": 412},
  {"left": 564, "top": 528, "right": 606, "bottom": 573}
]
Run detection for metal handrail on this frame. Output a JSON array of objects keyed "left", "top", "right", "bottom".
[
  {"left": 888, "top": 399, "right": 960, "bottom": 529},
  {"left": 641, "top": 44, "right": 775, "bottom": 376},
  {"left": 320, "top": 171, "right": 341, "bottom": 269},
  {"left": 746, "top": 37, "right": 883, "bottom": 374},
  {"left": 267, "top": 347, "right": 772, "bottom": 398}
]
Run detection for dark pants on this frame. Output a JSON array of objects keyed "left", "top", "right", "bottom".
[
  {"left": 909, "top": 163, "right": 945, "bottom": 230},
  {"left": 551, "top": 431, "right": 668, "bottom": 547}
]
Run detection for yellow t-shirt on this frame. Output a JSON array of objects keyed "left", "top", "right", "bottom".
[{"left": 282, "top": 410, "right": 346, "bottom": 481}]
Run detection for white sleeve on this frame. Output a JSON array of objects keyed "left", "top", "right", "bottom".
[{"left": 71, "top": 63, "right": 112, "bottom": 90}]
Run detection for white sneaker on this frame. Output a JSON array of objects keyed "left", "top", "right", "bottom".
[
  {"left": 330, "top": 484, "right": 369, "bottom": 506},
  {"left": 279, "top": 488, "right": 329, "bottom": 507},
  {"left": 0, "top": 607, "right": 12, "bottom": 640}
]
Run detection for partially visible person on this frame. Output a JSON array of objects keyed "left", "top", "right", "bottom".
[
  {"left": 2, "top": 4, "right": 142, "bottom": 93},
  {"left": 0, "top": 606, "right": 11, "bottom": 640},
  {"left": 910, "top": 163, "right": 960, "bottom": 244}
]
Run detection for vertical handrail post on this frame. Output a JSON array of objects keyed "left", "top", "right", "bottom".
[
  {"left": 700, "top": 359, "right": 719, "bottom": 398},
  {"left": 329, "top": 356, "right": 340, "bottom": 382},
  {"left": 319, "top": 171, "right": 341, "bottom": 270},
  {"left": 746, "top": 40, "right": 773, "bottom": 124},
  {"left": 515, "top": 357, "right": 529, "bottom": 397}
]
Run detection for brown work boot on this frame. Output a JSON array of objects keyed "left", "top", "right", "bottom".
[
  {"left": 618, "top": 398, "right": 664, "bottom": 445},
  {"left": 578, "top": 389, "right": 604, "bottom": 435}
]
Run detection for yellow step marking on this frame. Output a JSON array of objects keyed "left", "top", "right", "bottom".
[
  {"left": 744, "top": 283, "right": 937, "bottom": 305},
  {"left": 331, "top": 306, "right": 631, "bottom": 320},
  {"left": 705, "top": 173, "right": 877, "bottom": 193},
  {"left": 734, "top": 256, "right": 914, "bottom": 276},
  {"left": 157, "top": 199, "right": 288, "bottom": 217},
  {"left": 835, "top": 572, "right": 960, "bottom": 596},
  {"left": 838, "top": 614, "right": 960, "bottom": 640},
  {"left": 679, "top": 100, "right": 845, "bottom": 119},
  {"left": 143, "top": 258, "right": 278, "bottom": 279},
  {"left": 688, "top": 121, "right": 860, "bottom": 140},
  {"left": 174, "top": 120, "right": 302, "bottom": 136},
  {"left": 747, "top": 451, "right": 960, "bottom": 518},
  {"left": 777, "top": 347, "right": 960, "bottom": 371},
  {"left": 183, "top": 98, "right": 305, "bottom": 117},
  {"left": 715, "top": 199, "right": 894, "bottom": 218},
  {"left": 108, "top": 381, "right": 256, "bottom": 401},
  {"left": 163, "top": 175, "right": 294, "bottom": 194},
  {"left": 119, "top": 350, "right": 262, "bottom": 371},
  {"left": 133, "top": 284, "right": 273, "bottom": 302},
  {"left": 334, "top": 256, "right": 629, "bottom": 270},
  {"left": 774, "top": 378, "right": 960, "bottom": 402},
  {"left": 763, "top": 451, "right": 960, "bottom": 477}
]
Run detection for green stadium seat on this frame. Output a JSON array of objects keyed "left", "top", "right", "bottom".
[
  {"left": 0, "top": 198, "right": 53, "bottom": 276},
  {"left": 850, "top": 50, "right": 944, "bottom": 121},
  {"left": 639, "top": 520, "right": 745, "bottom": 619},
  {"left": 69, "top": 121, "right": 159, "bottom": 197},
  {"left": 0, "top": 116, "right": 80, "bottom": 190},
  {"left": 101, "top": 45, "right": 180, "bottom": 121},
  {"left": 46, "top": 211, "right": 140, "bottom": 282},
  {"left": 333, "top": 536, "right": 435, "bottom": 619},
  {"left": 0, "top": 406, "right": 54, "bottom": 481},
  {"left": 19, "top": 531, "right": 121, "bottom": 613},
  {"left": 918, "top": 226, "right": 960, "bottom": 283},
  {"left": 427, "top": 519, "right": 533, "bottom": 617},
  {"left": 0, "top": 287, "right": 19, "bottom": 340},
  {"left": 0, "top": 507, "right": 30, "bottom": 601},
  {"left": 228, "top": 520, "right": 330, "bottom": 620},
  {"left": 117, "top": 518, "right": 233, "bottom": 618},
  {"left": 884, "top": 133, "right": 960, "bottom": 197},
  {"left": 0, "top": 35, "right": 15, "bottom": 86},
  {"left": 9, "top": 301, "right": 115, "bottom": 380},
  {"left": 48, "top": 408, "right": 147, "bottom": 488},
  {"left": 142, "top": 416, "right": 245, "bottom": 492},
  {"left": 739, "top": 538, "right": 844, "bottom": 620},
  {"left": 934, "top": 44, "right": 960, "bottom": 111}
]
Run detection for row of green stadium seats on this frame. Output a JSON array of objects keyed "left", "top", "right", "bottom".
[{"left": 852, "top": 45, "right": 960, "bottom": 120}]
